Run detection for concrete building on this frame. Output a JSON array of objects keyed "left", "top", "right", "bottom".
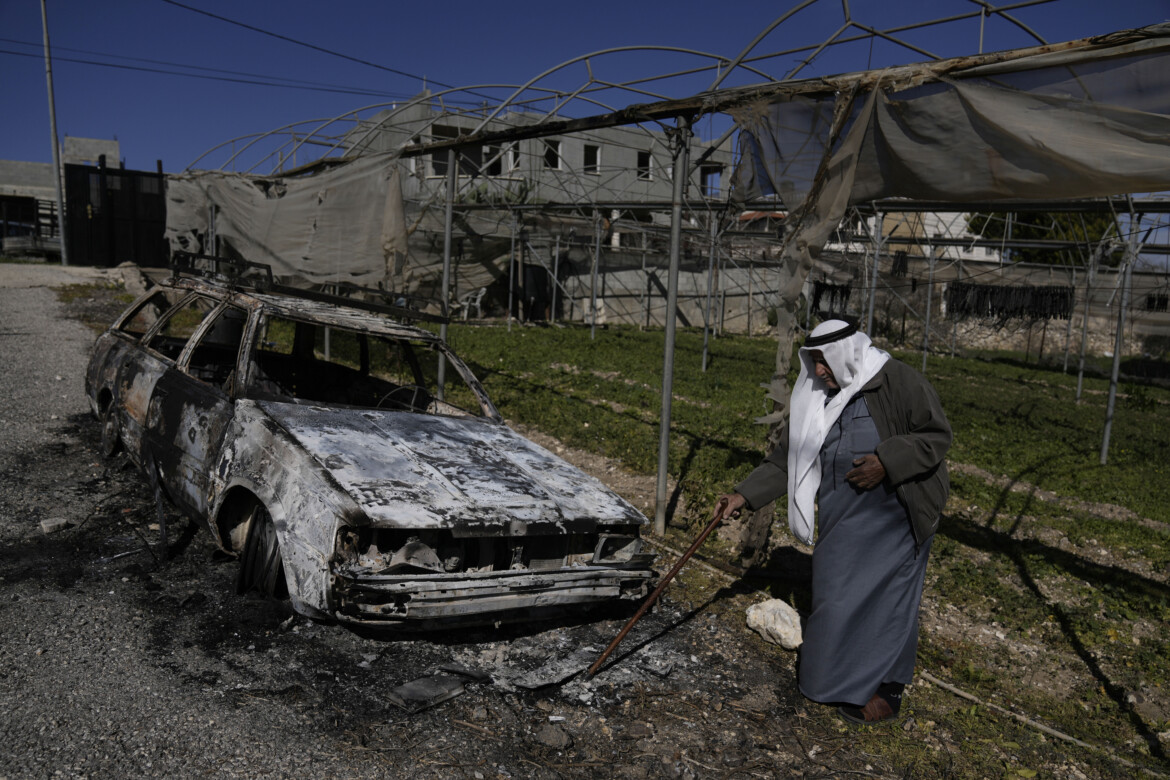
[{"left": 0, "top": 136, "right": 122, "bottom": 258}]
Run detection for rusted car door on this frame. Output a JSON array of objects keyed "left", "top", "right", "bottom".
[{"left": 145, "top": 303, "right": 249, "bottom": 520}]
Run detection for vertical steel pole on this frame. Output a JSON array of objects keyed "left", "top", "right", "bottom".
[
  {"left": 1062, "top": 268, "right": 1076, "bottom": 373},
  {"left": 654, "top": 119, "right": 691, "bottom": 535},
  {"left": 40, "top": 0, "right": 68, "bottom": 266},
  {"left": 1076, "top": 248, "right": 1099, "bottom": 402},
  {"left": 748, "top": 254, "right": 755, "bottom": 335},
  {"left": 866, "top": 210, "right": 882, "bottom": 334},
  {"left": 438, "top": 148, "right": 456, "bottom": 400},
  {"left": 551, "top": 234, "right": 560, "bottom": 324},
  {"left": 591, "top": 215, "right": 601, "bottom": 340},
  {"left": 922, "top": 244, "right": 934, "bottom": 374},
  {"left": 1100, "top": 217, "right": 1139, "bottom": 465},
  {"left": 641, "top": 246, "right": 650, "bottom": 330},
  {"left": 952, "top": 257, "right": 963, "bottom": 357},
  {"left": 701, "top": 214, "right": 717, "bottom": 372},
  {"left": 507, "top": 215, "right": 516, "bottom": 332}
]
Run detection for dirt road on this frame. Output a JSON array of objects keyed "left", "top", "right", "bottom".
[{"left": 0, "top": 270, "right": 870, "bottom": 779}]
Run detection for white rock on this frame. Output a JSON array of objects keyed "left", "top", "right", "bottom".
[
  {"left": 39, "top": 517, "right": 73, "bottom": 534},
  {"left": 746, "top": 599, "right": 803, "bottom": 649}
]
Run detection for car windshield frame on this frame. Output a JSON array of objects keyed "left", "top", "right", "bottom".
[{"left": 242, "top": 308, "right": 500, "bottom": 420}]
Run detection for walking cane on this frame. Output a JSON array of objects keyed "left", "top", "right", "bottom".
[{"left": 587, "top": 502, "right": 732, "bottom": 677}]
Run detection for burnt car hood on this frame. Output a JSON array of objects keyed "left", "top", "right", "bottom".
[{"left": 258, "top": 402, "right": 646, "bottom": 532}]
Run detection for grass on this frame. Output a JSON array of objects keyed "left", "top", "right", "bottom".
[
  {"left": 442, "top": 321, "right": 1170, "bottom": 526},
  {"left": 62, "top": 285, "right": 1170, "bottom": 777},
  {"left": 440, "top": 321, "right": 1170, "bottom": 777}
]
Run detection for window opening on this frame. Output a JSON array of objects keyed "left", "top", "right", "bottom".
[
  {"left": 144, "top": 295, "right": 218, "bottom": 362},
  {"left": 185, "top": 305, "right": 248, "bottom": 391},
  {"left": 583, "top": 144, "right": 600, "bottom": 175},
  {"left": 543, "top": 139, "right": 561, "bottom": 170},
  {"left": 118, "top": 289, "right": 187, "bottom": 338},
  {"left": 430, "top": 125, "right": 483, "bottom": 177},
  {"left": 700, "top": 165, "right": 722, "bottom": 198},
  {"left": 249, "top": 315, "right": 485, "bottom": 417},
  {"left": 636, "top": 150, "right": 653, "bottom": 181}
]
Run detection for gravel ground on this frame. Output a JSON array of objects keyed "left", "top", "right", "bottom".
[{"left": 0, "top": 268, "right": 878, "bottom": 779}]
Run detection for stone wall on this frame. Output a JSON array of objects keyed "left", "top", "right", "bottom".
[{"left": 883, "top": 316, "right": 1146, "bottom": 358}]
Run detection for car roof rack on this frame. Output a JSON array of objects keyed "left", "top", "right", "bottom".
[{"left": 170, "top": 251, "right": 449, "bottom": 325}]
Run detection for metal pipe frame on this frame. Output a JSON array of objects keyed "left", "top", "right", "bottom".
[{"left": 655, "top": 118, "right": 692, "bottom": 535}]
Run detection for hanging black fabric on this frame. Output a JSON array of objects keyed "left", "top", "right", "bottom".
[
  {"left": 890, "top": 250, "right": 909, "bottom": 278},
  {"left": 812, "top": 281, "right": 852, "bottom": 317},
  {"left": 944, "top": 282, "right": 1075, "bottom": 324}
]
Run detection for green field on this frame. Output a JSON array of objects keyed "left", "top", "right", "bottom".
[
  {"left": 442, "top": 321, "right": 1170, "bottom": 526},
  {"left": 57, "top": 278, "right": 1170, "bottom": 777},
  {"left": 441, "top": 320, "right": 1170, "bottom": 777}
]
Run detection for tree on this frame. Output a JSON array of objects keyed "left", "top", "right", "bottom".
[{"left": 965, "top": 211, "right": 1122, "bottom": 266}]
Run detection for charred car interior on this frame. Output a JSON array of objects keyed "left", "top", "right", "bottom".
[{"left": 86, "top": 254, "right": 656, "bottom": 628}]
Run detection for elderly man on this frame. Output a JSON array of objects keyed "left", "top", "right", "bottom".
[{"left": 713, "top": 319, "right": 951, "bottom": 723}]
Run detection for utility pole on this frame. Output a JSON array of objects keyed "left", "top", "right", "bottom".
[{"left": 40, "top": 0, "right": 68, "bottom": 265}]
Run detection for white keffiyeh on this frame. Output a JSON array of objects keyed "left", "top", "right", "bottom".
[{"left": 786, "top": 320, "right": 890, "bottom": 544}]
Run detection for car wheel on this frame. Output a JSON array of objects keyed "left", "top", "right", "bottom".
[
  {"left": 100, "top": 402, "right": 122, "bottom": 459},
  {"left": 236, "top": 504, "right": 288, "bottom": 600}
]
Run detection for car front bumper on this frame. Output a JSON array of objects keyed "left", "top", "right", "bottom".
[{"left": 330, "top": 566, "right": 656, "bottom": 625}]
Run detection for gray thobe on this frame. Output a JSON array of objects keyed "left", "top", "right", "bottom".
[{"left": 798, "top": 396, "right": 933, "bottom": 706}]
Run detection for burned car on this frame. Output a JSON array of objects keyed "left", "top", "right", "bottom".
[{"left": 86, "top": 257, "right": 656, "bottom": 627}]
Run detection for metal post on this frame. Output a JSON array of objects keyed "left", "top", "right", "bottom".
[
  {"left": 701, "top": 214, "right": 717, "bottom": 372},
  {"left": 641, "top": 246, "right": 650, "bottom": 330},
  {"left": 1100, "top": 216, "right": 1140, "bottom": 465},
  {"left": 40, "top": 0, "right": 68, "bottom": 266},
  {"left": 438, "top": 148, "right": 456, "bottom": 400},
  {"left": 654, "top": 118, "right": 691, "bottom": 535},
  {"left": 747, "top": 254, "right": 755, "bottom": 335},
  {"left": 1076, "top": 248, "right": 1100, "bottom": 402},
  {"left": 551, "top": 234, "right": 561, "bottom": 324},
  {"left": 866, "top": 211, "right": 882, "bottom": 334},
  {"left": 922, "top": 244, "right": 935, "bottom": 374},
  {"left": 1062, "top": 268, "right": 1076, "bottom": 373},
  {"left": 951, "top": 257, "right": 962, "bottom": 357},
  {"left": 591, "top": 215, "right": 601, "bottom": 340},
  {"left": 507, "top": 215, "right": 516, "bottom": 332}
]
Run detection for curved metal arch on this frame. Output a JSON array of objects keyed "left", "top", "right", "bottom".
[
  {"left": 339, "top": 81, "right": 638, "bottom": 162},
  {"left": 186, "top": 109, "right": 393, "bottom": 171},
  {"left": 469, "top": 44, "right": 775, "bottom": 137},
  {"left": 189, "top": 77, "right": 660, "bottom": 174},
  {"left": 709, "top": 0, "right": 823, "bottom": 91}
]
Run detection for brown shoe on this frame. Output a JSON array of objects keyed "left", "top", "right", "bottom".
[{"left": 837, "top": 693, "right": 897, "bottom": 724}]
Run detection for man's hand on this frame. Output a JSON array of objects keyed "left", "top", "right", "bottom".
[
  {"left": 712, "top": 492, "right": 747, "bottom": 523},
  {"left": 846, "top": 454, "right": 886, "bottom": 490}
]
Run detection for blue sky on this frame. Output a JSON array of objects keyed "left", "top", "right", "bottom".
[{"left": 3, "top": 0, "right": 1168, "bottom": 172}]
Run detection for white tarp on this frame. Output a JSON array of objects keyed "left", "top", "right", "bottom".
[
  {"left": 729, "top": 25, "right": 1170, "bottom": 423},
  {"left": 165, "top": 152, "right": 408, "bottom": 288}
]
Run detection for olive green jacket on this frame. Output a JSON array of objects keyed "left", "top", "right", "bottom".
[{"left": 735, "top": 358, "right": 951, "bottom": 547}]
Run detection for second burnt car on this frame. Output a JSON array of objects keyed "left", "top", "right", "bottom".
[{"left": 87, "top": 256, "right": 655, "bottom": 627}]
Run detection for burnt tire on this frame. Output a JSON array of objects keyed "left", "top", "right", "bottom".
[
  {"left": 100, "top": 402, "right": 122, "bottom": 459},
  {"left": 235, "top": 504, "right": 288, "bottom": 600}
]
